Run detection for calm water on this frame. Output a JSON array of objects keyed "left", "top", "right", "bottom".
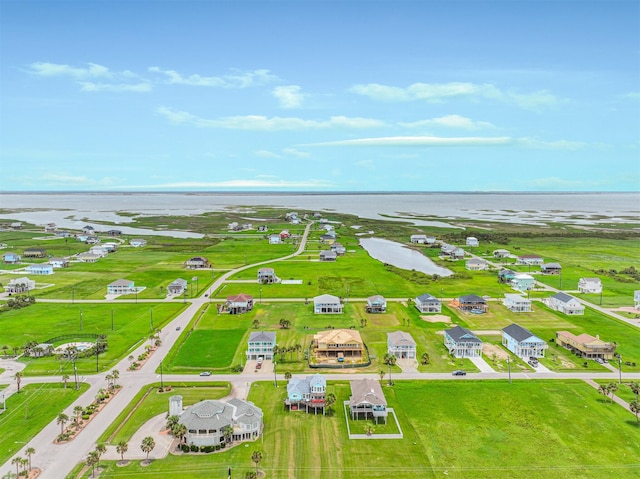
[
  {"left": 359, "top": 237, "right": 453, "bottom": 277},
  {"left": 0, "top": 192, "right": 638, "bottom": 237}
]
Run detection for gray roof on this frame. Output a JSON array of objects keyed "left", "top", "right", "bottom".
[
  {"left": 179, "top": 398, "right": 262, "bottom": 430},
  {"left": 459, "top": 294, "right": 485, "bottom": 304},
  {"left": 349, "top": 379, "right": 387, "bottom": 407},
  {"left": 367, "top": 295, "right": 386, "bottom": 305},
  {"left": 502, "top": 323, "right": 538, "bottom": 343},
  {"left": 416, "top": 293, "right": 439, "bottom": 303},
  {"left": 552, "top": 292, "right": 575, "bottom": 303},
  {"left": 248, "top": 331, "right": 276, "bottom": 343},
  {"left": 109, "top": 279, "right": 133, "bottom": 287},
  {"left": 543, "top": 263, "right": 562, "bottom": 268},
  {"left": 445, "top": 325, "right": 481, "bottom": 344},
  {"left": 388, "top": 331, "right": 416, "bottom": 347}
]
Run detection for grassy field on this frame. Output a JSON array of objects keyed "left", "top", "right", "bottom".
[
  {"left": 98, "top": 382, "right": 231, "bottom": 444},
  {"left": 0, "top": 302, "right": 186, "bottom": 375},
  {"left": 0, "top": 383, "right": 89, "bottom": 466},
  {"left": 75, "top": 380, "right": 640, "bottom": 479}
]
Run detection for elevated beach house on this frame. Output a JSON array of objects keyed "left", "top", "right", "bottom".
[
  {"left": 457, "top": 294, "right": 488, "bottom": 313},
  {"left": 541, "top": 262, "right": 562, "bottom": 275},
  {"left": 107, "top": 279, "right": 137, "bottom": 295},
  {"left": 319, "top": 250, "right": 337, "bottom": 262},
  {"left": 556, "top": 331, "right": 615, "bottom": 360},
  {"left": 444, "top": 325, "right": 483, "bottom": 358},
  {"left": 502, "top": 324, "right": 547, "bottom": 359},
  {"left": 366, "top": 295, "right": 387, "bottom": 313},
  {"left": 516, "top": 254, "right": 544, "bottom": 266},
  {"left": 387, "top": 331, "right": 417, "bottom": 359},
  {"left": 349, "top": 378, "right": 388, "bottom": 424},
  {"left": 466, "top": 236, "right": 479, "bottom": 247},
  {"left": 184, "top": 256, "right": 210, "bottom": 269},
  {"left": 285, "top": 374, "right": 326, "bottom": 413},
  {"left": 167, "top": 278, "right": 188, "bottom": 295},
  {"left": 23, "top": 247, "right": 46, "bottom": 258},
  {"left": 257, "top": 267, "right": 279, "bottom": 284},
  {"left": 503, "top": 294, "right": 532, "bottom": 313},
  {"left": 2, "top": 252, "right": 21, "bottom": 264},
  {"left": 578, "top": 278, "right": 602, "bottom": 294},
  {"left": 313, "top": 329, "right": 363, "bottom": 361},
  {"left": 511, "top": 273, "right": 535, "bottom": 292},
  {"left": 493, "top": 249, "right": 510, "bottom": 259},
  {"left": 414, "top": 293, "right": 442, "bottom": 313},
  {"left": 547, "top": 292, "right": 585, "bottom": 315},
  {"left": 226, "top": 294, "right": 254, "bottom": 314},
  {"left": 246, "top": 331, "right": 276, "bottom": 360},
  {"left": 313, "top": 294, "right": 343, "bottom": 314},
  {"left": 4, "top": 277, "right": 35, "bottom": 294},
  {"left": 25, "top": 264, "right": 54, "bottom": 275},
  {"left": 465, "top": 258, "right": 488, "bottom": 271},
  {"left": 170, "top": 395, "right": 263, "bottom": 447}
]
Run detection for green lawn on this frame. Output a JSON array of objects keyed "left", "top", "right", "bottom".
[
  {"left": 98, "top": 382, "right": 231, "bottom": 444},
  {"left": 0, "top": 383, "right": 89, "bottom": 466},
  {"left": 78, "top": 380, "right": 640, "bottom": 479},
  {"left": 0, "top": 302, "right": 186, "bottom": 375}
]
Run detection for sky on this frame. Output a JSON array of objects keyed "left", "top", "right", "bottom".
[{"left": 1, "top": 0, "right": 639, "bottom": 192}]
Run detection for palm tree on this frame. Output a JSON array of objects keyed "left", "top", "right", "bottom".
[
  {"left": 607, "top": 382, "right": 619, "bottom": 404},
  {"left": 166, "top": 415, "right": 179, "bottom": 430},
  {"left": 294, "top": 343, "right": 302, "bottom": 361},
  {"left": 421, "top": 352, "right": 430, "bottom": 365},
  {"left": 95, "top": 443, "right": 107, "bottom": 466},
  {"left": 629, "top": 382, "right": 640, "bottom": 400},
  {"left": 24, "top": 447, "right": 35, "bottom": 471},
  {"left": 62, "top": 374, "right": 70, "bottom": 388},
  {"left": 383, "top": 354, "right": 397, "bottom": 386},
  {"left": 86, "top": 450, "right": 99, "bottom": 478},
  {"left": 630, "top": 400, "right": 640, "bottom": 424},
  {"left": 284, "top": 371, "right": 292, "bottom": 382},
  {"left": 21, "top": 458, "right": 29, "bottom": 476},
  {"left": 140, "top": 436, "right": 155, "bottom": 461},
  {"left": 325, "top": 392, "right": 336, "bottom": 416},
  {"left": 2, "top": 345, "right": 8, "bottom": 357},
  {"left": 378, "top": 370, "right": 385, "bottom": 384},
  {"left": 221, "top": 424, "right": 233, "bottom": 445},
  {"left": 105, "top": 374, "right": 113, "bottom": 391},
  {"left": 57, "top": 412, "right": 69, "bottom": 434},
  {"left": 172, "top": 423, "right": 187, "bottom": 446},
  {"left": 116, "top": 440, "right": 128, "bottom": 462},
  {"left": 11, "top": 457, "right": 23, "bottom": 478},
  {"left": 252, "top": 319, "right": 260, "bottom": 329},
  {"left": 128, "top": 355, "right": 134, "bottom": 367},
  {"left": 251, "top": 450, "right": 263, "bottom": 475},
  {"left": 598, "top": 384, "right": 609, "bottom": 401},
  {"left": 111, "top": 369, "right": 120, "bottom": 388},
  {"left": 245, "top": 472, "right": 257, "bottom": 479},
  {"left": 73, "top": 405, "right": 84, "bottom": 429},
  {"left": 15, "top": 371, "right": 23, "bottom": 393}
]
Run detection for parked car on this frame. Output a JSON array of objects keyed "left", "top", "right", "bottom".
[
  {"left": 255, "top": 362, "right": 262, "bottom": 370},
  {"left": 257, "top": 357, "right": 264, "bottom": 365},
  {"left": 594, "top": 358, "right": 604, "bottom": 364},
  {"left": 452, "top": 370, "right": 467, "bottom": 376},
  {"left": 199, "top": 371, "right": 211, "bottom": 376},
  {"left": 528, "top": 360, "right": 539, "bottom": 367},
  {"left": 176, "top": 326, "right": 181, "bottom": 331}
]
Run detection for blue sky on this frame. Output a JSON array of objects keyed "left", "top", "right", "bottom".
[{"left": 1, "top": 0, "right": 638, "bottom": 192}]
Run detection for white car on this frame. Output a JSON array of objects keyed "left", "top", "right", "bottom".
[{"left": 257, "top": 357, "right": 264, "bottom": 365}]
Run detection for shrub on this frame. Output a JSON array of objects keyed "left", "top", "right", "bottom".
[
  {"left": 215, "top": 444, "right": 221, "bottom": 450},
  {"left": 82, "top": 414, "right": 91, "bottom": 420},
  {"left": 190, "top": 444, "right": 198, "bottom": 452},
  {"left": 181, "top": 444, "right": 190, "bottom": 453}
]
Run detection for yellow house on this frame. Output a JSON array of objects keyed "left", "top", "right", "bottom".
[
  {"left": 313, "top": 329, "right": 363, "bottom": 360},
  {"left": 556, "top": 331, "right": 615, "bottom": 360}
]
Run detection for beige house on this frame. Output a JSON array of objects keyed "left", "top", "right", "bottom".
[
  {"left": 556, "top": 331, "right": 615, "bottom": 360},
  {"left": 313, "top": 329, "right": 363, "bottom": 360}
]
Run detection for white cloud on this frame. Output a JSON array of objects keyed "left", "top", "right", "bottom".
[
  {"left": 350, "top": 81, "right": 559, "bottom": 109},
  {"left": 400, "top": 115, "right": 495, "bottom": 130},
  {"left": 272, "top": 85, "right": 304, "bottom": 108},
  {"left": 114, "top": 179, "right": 335, "bottom": 189},
  {"left": 305, "top": 136, "right": 514, "bottom": 147},
  {"left": 79, "top": 82, "right": 152, "bottom": 92},
  {"left": 356, "top": 160, "right": 375, "bottom": 170},
  {"left": 254, "top": 150, "right": 282, "bottom": 158},
  {"left": 27, "top": 62, "right": 112, "bottom": 79},
  {"left": 283, "top": 148, "right": 310, "bottom": 158},
  {"left": 517, "top": 138, "right": 586, "bottom": 150},
  {"left": 156, "top": 107, "right": 385, "bottom": 130},
  {"left": 148, "top": 67, "right": 278, "bottom": 88}
]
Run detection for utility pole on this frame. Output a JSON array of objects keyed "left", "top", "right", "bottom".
[
  {"left": 79, "top": 309, "right": 83, "bottom": 331},
  {"left": 273, "top": 361, "right": 277, "bottom": 388},
  {"left": 111, "top": 309, "right": 114, "bottom": 330},
  {"left": 507, "top": 357, "right": 512, "bottom": 384}
]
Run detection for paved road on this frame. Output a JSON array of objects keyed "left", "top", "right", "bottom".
[{"left": 1, "top": 225, "right": 639, "bottom": 478}]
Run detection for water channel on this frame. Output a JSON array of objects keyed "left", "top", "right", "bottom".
[{"left": 359, "top": 237, "right": 453, "bottom": 277}]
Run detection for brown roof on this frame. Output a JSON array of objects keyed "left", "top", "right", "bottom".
[{"left": 314, "top": 329, "right": 363, "bottom": 346}]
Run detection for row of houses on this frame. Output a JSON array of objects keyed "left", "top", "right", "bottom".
[{"left": 410, "top": 235, "right": 479, "bottom": 248}]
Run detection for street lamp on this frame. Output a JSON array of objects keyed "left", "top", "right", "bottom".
[
  {"left": 160, "top": 361, "right": 164, "bottom": 390},
  {"left": 259, "top": 287, "right": 262, "bottom": 304},
  {"left": 149, "top": 308, "right": 154, "bottom": 332},
  {"left": 618, "top": 356, "right": 622, "bottom": 384},
  {"left": 507, "top": 356, "right": 512, "bottom": 384},
  {"left": 111, "top": 309, "right": 114, "bottom": 331},
  {"left": 135, "top": 290, "right": 138, "bottom": 304},
  {"left": 192, "top": 276, "right": 198, "bottom": 298},
  {"left": 79, "top": 309, "right": 83, "bottom": 331},
  {"left": 273, "top": 361, "right": 277, "bottom": 388}
]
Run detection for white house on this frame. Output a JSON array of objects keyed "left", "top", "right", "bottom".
[
  {"left": 541, "top": 263, "right": 562, "bottom": 275},
  {"left": 107, "top": 279, "right": 137, "bottom": 295},
  {"left": 511, "top": 273, "right": 536, "bottom": 292},
  {"left": 167, "top": 278, "right": 188, "bottom": 295},
  {"left": 319, "top": 250, "right": 337, "bottom": 262},
  {"left": 269, "top": 234, "right": 282, "bottom": 244},
  {"left": 313, "top": 294, "right": 343, "bottom": 314},
  {"left": 246, "top": 331, "right": 276, "bottom": 360},
  {"left": 578, "top": 278, "right": 602, "bottom": 294},
  {"left": 410, "top": 234, "right": 428, "bottom": 244},
  {"left": 4, "top": 277, "right": 35, "bottom": 294},
  {"left": 414, "top": 293, "right": 441, "bottom": 313},
  {"left": 130, "top": 238, "right": 147, "bottom": 247},
  {"left": 366, "top": 295, "right": 387, "bottom": 313},
  {"left": 77, "top": 252, "right": 100, "bottom": 263},
  {"left": 171, "top": 396, "right": 263, "bottom": 447},
  {"left": 226, "top": 294, "right": 254, "bottom": 314},
  {"left": 257, "top": 267, "right": 279, "bottom": 284},
  {"left": 89, "top": 245, "right": 109, "bottom": 257},
  {"left": 466, "top": 237, "right": 479, "bottom": 247},
  {"left": 502, "top": 324, "right": 547, "bottom": 359},
  {"left": 516, "top": 254, "right": 544, "bottom": 266},
  {"left": 387, "top": 331, "right": 417, "bottom": 359},
  {"left": 504, "top": 294, "right": 532, "bottom": 313},
  {"left": 493, "top": 249, "right": 510, "bottom": 258},
  {"left": 547, "top": 292, "right": 585, "bottom": 315},
  {"left": 49, "top": 257, "right": 70, "bottom": 268},
  {"left": 465, "top": 258, "right": 488, "bottom": 271},
  {"left": 444, "top": 326, "right": 482, "bottom": 358}
]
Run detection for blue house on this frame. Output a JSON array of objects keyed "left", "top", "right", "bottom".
[
  {"left": 25, "top": 264, "right": 54, "bottom": 275},
  {"left": 502, "top": 324, "right": 547, "bottom": 359},
  {"left": 511, "top": 273, "right": 535, "bottom": 292},
  {"left": 285, "top": 374, "right": 326, "bottom": 413},
  {"left": 2, "top": 252, "right": 21, "bottom": 264}
]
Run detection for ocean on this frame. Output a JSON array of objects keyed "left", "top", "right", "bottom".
[{"left": 1, "top": 192, "right": 638, "bottom": 238}]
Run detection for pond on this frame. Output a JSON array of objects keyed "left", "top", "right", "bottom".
[{"left": 359, "top": 237, "right": 453, "bottom": 277}]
